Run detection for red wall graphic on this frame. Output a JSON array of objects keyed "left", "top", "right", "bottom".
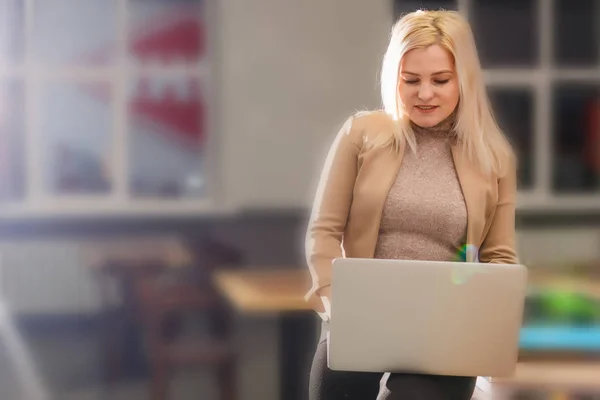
[{"left": 80, "top": 7, "right": 207, "bottom": 147}]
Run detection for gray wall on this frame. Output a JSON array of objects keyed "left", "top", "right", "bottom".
[{"left": 217, "top": 0, "right": 392, "bottom": 210}]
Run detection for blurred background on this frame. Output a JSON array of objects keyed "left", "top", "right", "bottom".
[{"left": 0, "top": 0, "right": 597, "bottom": 399}]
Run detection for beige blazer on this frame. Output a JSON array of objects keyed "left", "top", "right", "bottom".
[{"left": 304, "top": 111, "right": 519, "bottom": 312}]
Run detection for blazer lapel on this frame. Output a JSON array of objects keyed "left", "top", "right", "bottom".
[
  {"left": 451, "top": 145, "right": 483, "bottom": 262},
  {"left": 360, "top": 142, "right": 405, "bottom": 258}
]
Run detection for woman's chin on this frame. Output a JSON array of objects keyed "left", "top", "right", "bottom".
[{"left": 410, "top": 116, "right": 440, "bottom": 128}]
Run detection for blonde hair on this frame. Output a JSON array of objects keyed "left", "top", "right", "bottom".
[{"left": 377, "top": 9, "right": 514, "bottom": 176}]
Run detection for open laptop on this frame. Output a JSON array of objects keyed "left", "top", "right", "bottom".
[{"left": 328, "top": 258, "right": 528, "bottom": 378}]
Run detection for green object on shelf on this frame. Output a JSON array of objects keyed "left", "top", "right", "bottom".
[{"left": 528, "top": 290, "right": 600, "bottom": 325}]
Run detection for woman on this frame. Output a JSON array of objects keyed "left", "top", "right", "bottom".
[{"left": 305, "top": 9, "right": 518, "bottom": 400}]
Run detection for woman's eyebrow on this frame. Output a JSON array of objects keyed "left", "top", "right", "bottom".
[{"left": 401, "top": 70, "right": 453, "bottom": 76}]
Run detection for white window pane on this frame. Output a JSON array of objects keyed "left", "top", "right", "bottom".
[
  {"left": 38, "top": 81, "right": 113, "bottom": 194},
  {"left": 128, "top": 76, "right": 206, "bottom": 198},
  {"left": 34, "top": 0, "right": 117, "bottom": 66},
  {"left": 0, "top": 0, "right": 24, "bottom": 65},
  {"left": 0, "top": 79, "right": 25, "bottom": 201}
]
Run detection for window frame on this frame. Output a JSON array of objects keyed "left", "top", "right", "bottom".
[{"left": 0, "top": 0, "right": 228, "bottom": 219}]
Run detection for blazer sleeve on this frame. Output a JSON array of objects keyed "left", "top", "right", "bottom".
[
  {"left": 479, "top": 157, "right": 519, "bottom": 264},
  {"left": 304, "top": 116, "right": 361, "bottom": 310}
]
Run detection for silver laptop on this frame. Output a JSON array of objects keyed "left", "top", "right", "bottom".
[{"left": 328, "top": 258, "right": 528, "bottom": 378}]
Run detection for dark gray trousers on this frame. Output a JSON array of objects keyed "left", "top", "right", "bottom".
[{"left": 309, "top": 323, "right": 477, "bottom": 400}]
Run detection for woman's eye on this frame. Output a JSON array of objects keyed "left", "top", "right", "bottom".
[
  {"left": 404, "top": 79, "right": 419, "bottom": 85},
  {"left": 434, "top": 79, "right": 450, "bottom": 85}
]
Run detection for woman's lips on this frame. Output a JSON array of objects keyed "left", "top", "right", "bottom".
[{"left": 415, "top": 105, "right": 439, "bottom": 114}]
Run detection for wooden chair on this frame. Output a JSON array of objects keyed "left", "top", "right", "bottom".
[
  {"left": 134, "top": 240, "right": 242, "bottom": 400},
  {"left": 95, "top": 259, "right": 158, "bottom": 387},
  {"left": 90, "top": 236, "right": 195, "bottom": 387}
]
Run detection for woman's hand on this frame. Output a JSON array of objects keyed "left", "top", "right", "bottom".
[{"left": 319, "top": 286, "right": 332, "bottom": 321}]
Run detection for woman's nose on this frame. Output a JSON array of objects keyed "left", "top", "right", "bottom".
[{"left": 418, "top": 84, "right": 434, "bottom": 101}]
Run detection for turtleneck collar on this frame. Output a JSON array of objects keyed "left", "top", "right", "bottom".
[{"left": 410, "top": 109, "right": 457, "bottom": 139}]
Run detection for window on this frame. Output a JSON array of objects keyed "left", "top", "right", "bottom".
[
  {"left": 0, "top": 0, "right": 215, "bottom": 217},
  {"left": 394, "top": 0, "right": 457, "bottom": 19},
  {"left": 487, "top": 88, "right": 535, "bottom": 190},
  {"left": 471, "top": 0, "right": 538, "bottom": 68},
  {"left": 552, "top": 83, "right": 600, "bottom": 194},
  {"left": 394, "top": 0, "right": 600, "bottom": 212},
  {"left": 553, "top": 0, "right": 598, "bottom": 67}
]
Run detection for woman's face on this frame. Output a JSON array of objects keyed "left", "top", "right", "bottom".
[{"left": 398, "top": 45, "right": 460, "bottom": 128}]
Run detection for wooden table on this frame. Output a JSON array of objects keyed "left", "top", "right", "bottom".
[
  {"left": 214, "top": 269, "right": 317, "bottom": 400},
  {"left": 213, "top": 269, "right": 312, "bottom": 312}
]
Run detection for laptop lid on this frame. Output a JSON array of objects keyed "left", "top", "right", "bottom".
[{"left": 328, "top": 258, "right": 528, "bottom": 378}]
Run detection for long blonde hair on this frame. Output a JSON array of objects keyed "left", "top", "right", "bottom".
[{"left": 377, "top": 10, "right": 514, "bottom": 176}]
